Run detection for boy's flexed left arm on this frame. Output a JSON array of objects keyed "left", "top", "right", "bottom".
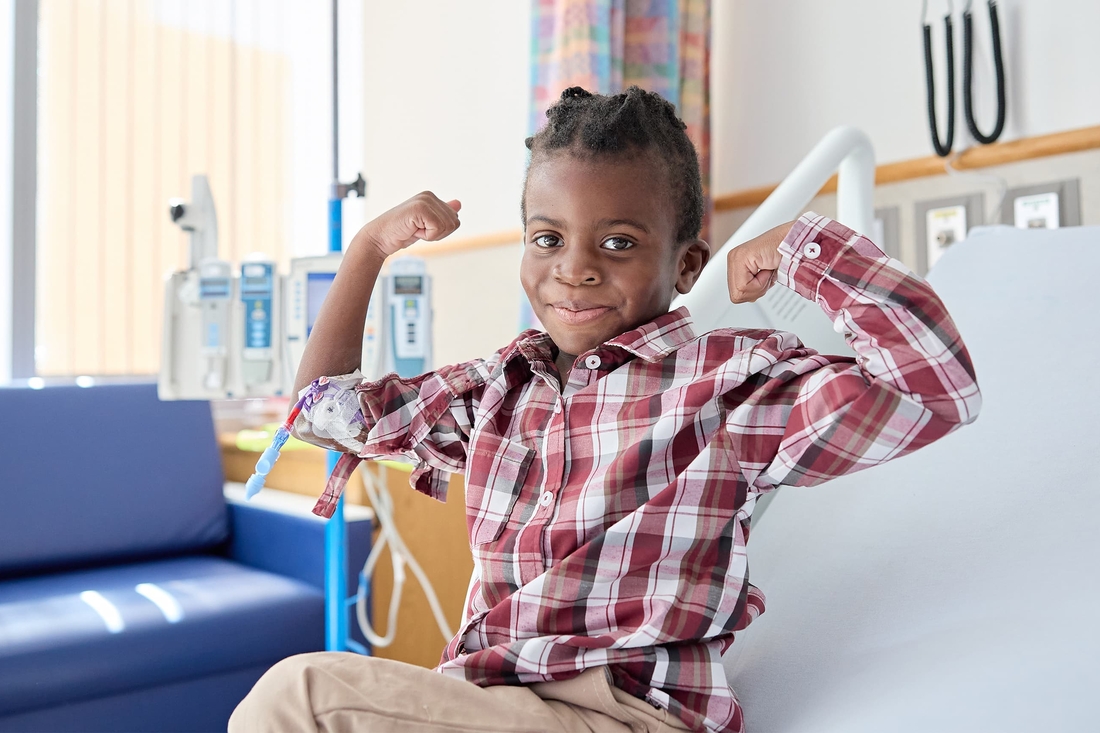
[{"left": 724, "top": 212, "right": 982, "bottom": 492}]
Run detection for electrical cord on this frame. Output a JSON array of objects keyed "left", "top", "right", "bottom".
[
  {"left": 962, "top": 0, "right": 1007, "bottom": 144},
  {"left": 922, "top": 0, "right": 956, "bottom": 157},
  {"left": 355, "top": 463, "right": 455, "bottom": 648},
  {"left": 943, "top": 147, "right": 1009, "bottom": 224}
]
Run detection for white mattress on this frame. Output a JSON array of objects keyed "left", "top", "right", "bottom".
[{"left": 723, "top": 225, "right": 1100, "bottom": 732}]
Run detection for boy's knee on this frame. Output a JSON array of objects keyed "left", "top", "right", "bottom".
[
  {"left": 230, "top": 652, "right": 344, "bottom": 733},
  {"left": 254, "top": 651, "right": 336, "bottom": 696}
]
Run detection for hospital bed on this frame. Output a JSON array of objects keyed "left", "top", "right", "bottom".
[{"left": 720, "top": 224, "right": 1100, "bottom": 731}]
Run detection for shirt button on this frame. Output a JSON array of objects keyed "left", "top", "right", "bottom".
[
  {"left": 538, "top": 491, "right": 554, "bottom": 507},
  {"left": 584, "top": 354, "right": 602, "bottom": 369},
  {"left": 804, "top": 242, "right": 821, "bottom": 260}
]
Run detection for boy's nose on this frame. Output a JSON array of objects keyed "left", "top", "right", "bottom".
[{"left": 553, "top": 246, "right": 602, "bottom": 286}]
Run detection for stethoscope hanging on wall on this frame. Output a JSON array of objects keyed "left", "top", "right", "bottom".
[
  {"left": 962, "top": 0, "right": 1006, "bottom": 144},
  {"left": 922, "top": 0, "right": 956, "bottom": 157},
  {"left": 922, "top": 0, "right": 1007, "bottom": 157}
]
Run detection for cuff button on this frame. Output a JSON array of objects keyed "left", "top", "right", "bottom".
[{"left": 804, "top": 242, "right": 821, "bottom": 260}]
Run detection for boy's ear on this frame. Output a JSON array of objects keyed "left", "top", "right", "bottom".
[{"left": 674, "top": 238, "right": 711, "bottom": 294}]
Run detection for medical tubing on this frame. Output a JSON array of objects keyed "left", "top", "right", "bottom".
[
  {"left": 355, "top": 482, "right": 406, "bottom": 648},
  {"left": 355, "top": 465, "right": 455, "bottom": 647},
  {"left": 244, "top": 397, "right": 308, "bottom": 499},
  {"left": 962, "top": 0, "right": 1006, "bottom": 145},
  {"left": 923, "top": 15, "right": 956, "bottom": 158}
]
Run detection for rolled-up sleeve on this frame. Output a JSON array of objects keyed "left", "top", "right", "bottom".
[
  {"left": 292, "top": 357, "right": 494, "bottom": 516},
  {"left": 727, "top": 212, "right": 982, "bottom": 492}
]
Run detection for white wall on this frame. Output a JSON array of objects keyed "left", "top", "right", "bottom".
[
  {"left": 155, "top": 0, "right": 365, "bottom": 260},
  {"left": 283, "top": 0, "right": 367, "bottom": 257},
  {"left": 712, "top": 0, "right": 1100, "bottom": 192},
  {"left": 359, "top": 0, "right": 531, "bottom": 240},
  {"left": 0, "top": 0, "right": 13, "bottom": 383},
  {"left": 351, "top": 1, "right": 532, "bottom": 366}
]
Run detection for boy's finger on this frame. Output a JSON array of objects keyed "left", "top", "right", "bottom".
[
  {"left": 421, "top": 209, "right": 462, "bottom": 241},
  {"left": 446, "top": 199, "right": 462, "bottom": 213},
  {"left": 434, "top": 199, "right": 461, "bottom": 227},
  {"left": 750, "top": 268, "right": 772, "bottom": 289},
  {"left": 728, "top": 265, "right": 777, "bottom": 303}
]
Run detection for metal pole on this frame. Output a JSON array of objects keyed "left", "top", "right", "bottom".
[
  {"left": 331, "top": 0, "right": 339, "bottom": 184},
  {"left": 324, "top": 0, "right": 348, "bottom": 654},
  {"left": 11, "top": 0, "right": 38, "bottom": 379}
]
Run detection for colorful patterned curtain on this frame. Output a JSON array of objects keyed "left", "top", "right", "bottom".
[{"left": 529, "top": 0, "right": 711, "bottom": 238}]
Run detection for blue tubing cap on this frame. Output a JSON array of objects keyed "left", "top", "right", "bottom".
[
  {"left": 244, "top": 428, "right": 292, "bottom": 499},
  {"left": 244, "top": 473, "right": 267, "bottom": 499}
]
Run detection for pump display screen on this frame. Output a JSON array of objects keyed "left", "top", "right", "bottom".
[
  {"left": 306, "top": 272, "right": 336, "bottom": 337},
  {"left": 241, "top": 263, "right": 273, "bottom": 297},
  {"left": 393, "top": 275, "right": 423, "bottom": 295},
  {"left": 242, "top": 263, "right": 269, "bottom": 280}
]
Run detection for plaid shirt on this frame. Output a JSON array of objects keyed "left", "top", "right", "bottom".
[{"left": 292, "top": 213, "right": 981, "bottom": 732}]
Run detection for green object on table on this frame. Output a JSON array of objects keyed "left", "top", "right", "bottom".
[
  {"left": 376, "top": 459, "right": 413, "bottom": 474},
  {"left": 235, "top": 425, "right": 415, "bottom": 475},
  {"left": 235, "top": 424, "right": 313, "bottom": 452}
]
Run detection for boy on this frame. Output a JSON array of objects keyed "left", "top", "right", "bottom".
[{"left": 231, "top": 87, "right": 981, "bottom": 732}]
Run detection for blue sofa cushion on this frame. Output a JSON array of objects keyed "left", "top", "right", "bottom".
[
  {"left": 0, "top": 383, "right": 227, "bottom": 576},
  {"left": 0, "top": 556, "right": 324, "bottom": 716}
]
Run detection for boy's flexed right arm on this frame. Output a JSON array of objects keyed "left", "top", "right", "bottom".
[{"left": 292, "top": 192, "right": 461, "bottom": 397}]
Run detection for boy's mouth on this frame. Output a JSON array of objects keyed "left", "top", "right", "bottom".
[{"left": 549, "top": 300, "right": 612, "bottom": 325}]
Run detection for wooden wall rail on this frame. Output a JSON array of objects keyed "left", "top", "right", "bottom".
[
  {"left": 411, "top": 125, "right": 1100, "bottom": 258},
  {"left": 713, "top": 125, "right": 1100, "bottom": 211},
  {"left": 402, "top": 227, "right": 525, "bottom": 258}
]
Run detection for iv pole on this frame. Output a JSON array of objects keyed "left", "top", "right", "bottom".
[{"left": 325, "top": 0, "right": 366, "bottom": 654}]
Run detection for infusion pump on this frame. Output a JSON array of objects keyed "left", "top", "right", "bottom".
[
  {"left": 162, "top": 252, "right": 433, "bottom": 401},
  {"left": 160, "top": 256, "right": 287, "bottom": 401},
  {"left": 386, "top": 258, "right": 433, "bottom": 378},
  {"left": 284, "top": 255, "right": 432, "bottom": 386},
  {"left": 161, "top": 176, "right": 283, "bottom": 400},
  {"left": 160, "top": 176, "right": 432, "bottom": 400}
]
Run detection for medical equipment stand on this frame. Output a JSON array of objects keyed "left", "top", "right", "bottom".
[{"left": 325, "top": 0, "right": 367, "bottom": 655}]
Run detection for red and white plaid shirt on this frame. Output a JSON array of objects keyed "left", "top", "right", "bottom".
[{"left": 293, "top": 213, "right": 981, "bottom": 732}]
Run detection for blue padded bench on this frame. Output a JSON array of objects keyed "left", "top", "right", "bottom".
[{"left": 0, "top": 383, "right": 370, "bottom": 732}]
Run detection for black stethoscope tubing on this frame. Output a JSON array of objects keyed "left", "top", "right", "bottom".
[
  {"left": 922, "top": 0, "right": 1006, "bottom": 157},
  {"left": 923, "top": 4, "right": 956, "bottom": 157},
  {"left": 962, "top": 0, "right": 1007, "bottom": 144}
]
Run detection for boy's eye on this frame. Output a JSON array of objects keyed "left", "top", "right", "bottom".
[
  {"left": 601, "top": 237, "right": 635, "bottom": 251},
  {"left": 533, "top": 234, "right": 562, "bottom": 248}
]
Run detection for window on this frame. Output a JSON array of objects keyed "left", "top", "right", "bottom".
[{"left": 33, "top": 0, "right": 337, "bottom": 377}]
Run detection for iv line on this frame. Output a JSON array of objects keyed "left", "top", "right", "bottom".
[{"left": 355, "top": 462, "right": 456, "bottom": 647}]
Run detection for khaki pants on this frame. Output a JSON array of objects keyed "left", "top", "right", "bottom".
[{"left": 230, "top": 653, "right": 691, "bottom": 733}]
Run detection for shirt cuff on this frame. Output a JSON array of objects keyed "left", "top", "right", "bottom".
[{"left": 777, "top": 212, "right": 854, "bottom": 301}]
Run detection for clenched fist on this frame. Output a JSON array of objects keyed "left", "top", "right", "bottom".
[
  {"left": 356, "top": 191, "right": 462, "bottom": 259},
  {"left": 726, "top": 222, "right": 793, "bottom": 304}
]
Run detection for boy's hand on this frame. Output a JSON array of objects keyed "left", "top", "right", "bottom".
[
  {"left": 726, "top": 222, "right": 794, "bottom": 304},
  {"left": 355, "top": 191, "right": 462, "bottom": 258}
]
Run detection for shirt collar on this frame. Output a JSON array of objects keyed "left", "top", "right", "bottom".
[
  {"left": 506, "top": 306, "right": 697, "bottom": 368},
  {"left": 605, "top": 306, "right": 697, "bottom": 361}
]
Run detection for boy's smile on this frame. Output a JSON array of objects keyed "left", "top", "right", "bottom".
[{"left": 521, "top": 153, "right": 709, "bottom": 378}]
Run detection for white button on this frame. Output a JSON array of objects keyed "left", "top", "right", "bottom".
[
  {"left": 584, "top": 355, "right": 602, "bottom": 369},
  {"left": 804, "top": 242, "right": 821, "bottom": 260},
  {"left": 539, "top": 491, "right": 554, "bottom": 507}
]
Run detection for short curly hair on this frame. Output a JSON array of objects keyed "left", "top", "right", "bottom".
[{"left": 522, "top": 85, "right": 704, "bottom": 243}]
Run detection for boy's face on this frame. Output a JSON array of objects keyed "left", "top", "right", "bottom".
[{"left": 521, "top": 152, "right": 709, "bottom": 360}]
